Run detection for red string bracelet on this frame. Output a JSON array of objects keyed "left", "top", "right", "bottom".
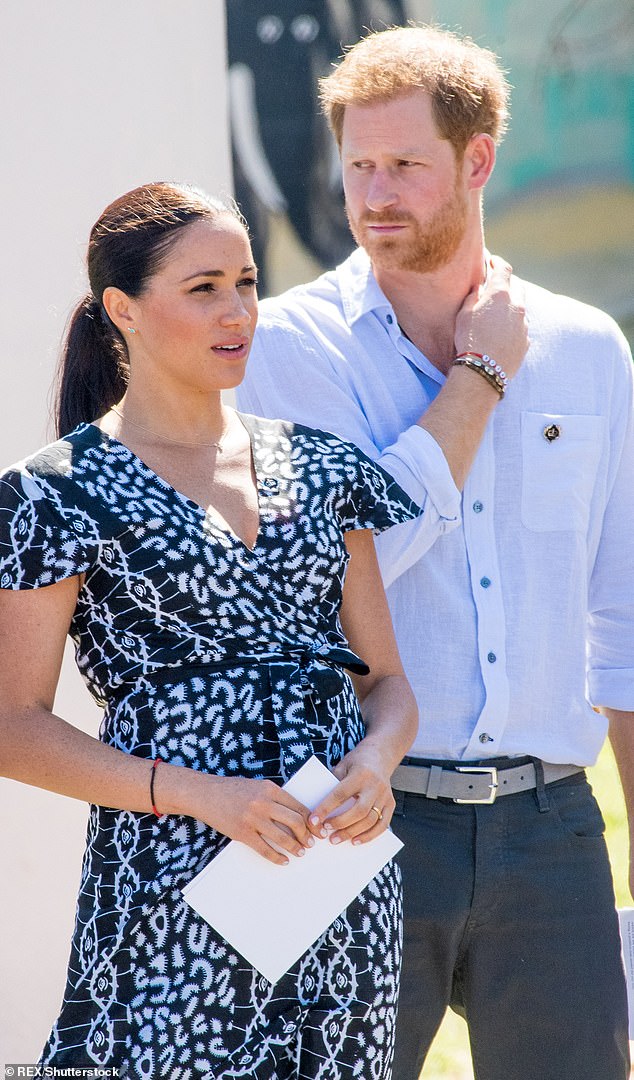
[{"left": 150, "top": 756, "right": 162, "bottom": 818}]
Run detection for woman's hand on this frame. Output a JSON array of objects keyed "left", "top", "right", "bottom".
[
  {"left": 179, "top": 771, "right": 316, "bottom": 866},
  {"left": 308, "top": 742, "right": 396, "bottom": 846}
]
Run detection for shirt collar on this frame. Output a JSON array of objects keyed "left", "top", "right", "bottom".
[
  {"left": 337, "top": 246, "right": 494, "bottom": 328},
  {"left": 336, "top": 248, "right": 394, "bottom": 327}
]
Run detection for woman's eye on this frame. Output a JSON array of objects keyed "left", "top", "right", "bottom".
[
  {"left": 190, "top": 282, "right": 214, "bottom": 294},
  {"left": 239, "top": 276, "right": 258, "bottom": 289}
]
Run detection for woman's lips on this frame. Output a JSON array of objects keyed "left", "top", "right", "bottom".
[{"left": 211, "top": 341, "right": 249, "bottom": 358}]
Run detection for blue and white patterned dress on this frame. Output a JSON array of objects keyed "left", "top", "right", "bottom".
[{"left": 0, "top": 414, "right": 418, "bottom": 1079}]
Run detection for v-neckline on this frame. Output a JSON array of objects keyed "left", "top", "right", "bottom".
[{"left": 85, "top": 412, "right": 264, "bottom": 555}]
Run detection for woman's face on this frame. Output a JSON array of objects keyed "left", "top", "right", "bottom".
[{"left": 127, "top": 214, "right": 258, "bottom": 394}]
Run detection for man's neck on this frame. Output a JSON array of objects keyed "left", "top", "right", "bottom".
[{"left": 372, "top": 239, "right": 487, "bottom": 375}]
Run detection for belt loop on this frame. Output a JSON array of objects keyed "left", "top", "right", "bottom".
[
  {"left": 393, "top": 788, "right": 405, "bottom": 816},
  {"left": 532, "top": 758, "right": 551, "bottom": 813},
  {"left": 425, "top": 764, "right": 443, "bottom": 800}
]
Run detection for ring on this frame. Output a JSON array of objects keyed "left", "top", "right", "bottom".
[{"left": 371, "top": 805, "right": 383, "bottom": 822}]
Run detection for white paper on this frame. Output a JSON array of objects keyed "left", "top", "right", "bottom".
[
  {"left": 182, "top": 755, "right": 403, "bottom": 984},
  {"left": 618, "top": 907, "right": 634, "bottom": 1039}
]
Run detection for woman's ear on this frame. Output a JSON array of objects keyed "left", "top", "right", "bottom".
[
  {"left": 463, "top": 132, "right": 496, "bottom": 191},
  {"left": 102, "top": 286, "right": 137, "bottom": 336}
]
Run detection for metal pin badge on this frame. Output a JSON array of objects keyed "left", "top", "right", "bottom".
[{"left": 543, "top": 423, "right": 562, "bottom": 442}]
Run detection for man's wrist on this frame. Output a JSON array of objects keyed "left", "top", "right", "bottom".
[
  {"left": 446, "top": 361, "right": 502, "bottom": 405},
  {"left": 453, "top": 353, "right": 508, "bottom": 398}
]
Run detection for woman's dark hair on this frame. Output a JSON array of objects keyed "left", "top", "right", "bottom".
[{"left": 55, "top": 182, "right": 245, "bottom": 437}]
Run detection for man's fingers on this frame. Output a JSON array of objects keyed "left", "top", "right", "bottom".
[{"left": 487, "top": 254, "right": 513, "bottom": 278}]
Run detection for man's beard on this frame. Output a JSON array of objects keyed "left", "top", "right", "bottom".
[{"left": 346, "top": 179, "right": 468, "bottom": 274}]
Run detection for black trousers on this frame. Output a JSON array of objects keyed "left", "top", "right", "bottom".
[{"left": 390, "top": 768, "right": 630, "bottom": 1080}]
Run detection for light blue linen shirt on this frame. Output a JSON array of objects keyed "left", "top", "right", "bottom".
[{"left": 238, "top": 248, "right": 634, "bottom": 763}]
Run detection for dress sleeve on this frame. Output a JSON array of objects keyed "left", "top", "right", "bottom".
[
  {"left": 0, "top": 468, "right": 92, "bottom": 589},
  {"left": 336, "top": 442, "right": 422, "bottom": 534}
]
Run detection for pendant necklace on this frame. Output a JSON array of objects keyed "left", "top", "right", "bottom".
[{"left": 110, "top": 405, "right": 229, "bottom": 451}]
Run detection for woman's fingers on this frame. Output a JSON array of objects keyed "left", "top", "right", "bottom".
[
  {"left": 203, "top": 777, "right": 314, "bottom": 864},
  {"left": 206, "top": 769, "right": 396, "bottom": 866},
  {"left": 308, "top": 766, "right": 395, "bottom": 845},
  {"left": 331, "top": 791, "right": 395, "bottom": 844}
]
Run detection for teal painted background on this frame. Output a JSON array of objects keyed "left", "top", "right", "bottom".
[
  {"left": 255, "top": 0, "right": 634, "bottom": 339},
  {"left": 445, "top": 0, "right": 634, "bottom": 205},
  {"left": 409, "top": 0, "right": 634, "bottom": 336}
]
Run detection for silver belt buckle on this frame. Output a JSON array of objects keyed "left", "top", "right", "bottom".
[{"left": 454, "top": 766, "right": 499, "bottom": 804}]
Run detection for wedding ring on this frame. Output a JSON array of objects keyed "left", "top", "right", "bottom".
[{"left": 371, "top": 805, "right": 383, "bottom": 822}]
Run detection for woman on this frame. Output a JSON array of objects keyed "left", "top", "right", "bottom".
[{"left": 0, "top": 183, "right": 419, "bottom": 1077}]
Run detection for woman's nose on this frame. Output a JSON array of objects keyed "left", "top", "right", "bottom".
[{"left": 219, "top": 292, "right": 252, "bottom": 326}]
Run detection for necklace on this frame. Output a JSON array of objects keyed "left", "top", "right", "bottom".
[{"left": 110, "top": 405, "right": 229, "bottom": 450}]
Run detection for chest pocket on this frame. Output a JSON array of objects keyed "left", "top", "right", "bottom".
[{"left": 520, "top": 412, "right": 605, "bottom": 533}]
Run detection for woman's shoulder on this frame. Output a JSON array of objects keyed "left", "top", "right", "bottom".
[
  {"left": 0, "top": 424, "right": 104, "bottom": 513},
  {"left": 239, "top": 412, "right": 361, "bottom": 459},
  {"left": 1, "top": 423, "right": 98, "bottom": 483}
]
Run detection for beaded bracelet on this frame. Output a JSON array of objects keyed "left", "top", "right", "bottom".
[
  {"left": 150, "top": 756, "right": 162, "bottom": 818},
  {"left": 453, "top": 352, "right": 508, "bottom": 398}
]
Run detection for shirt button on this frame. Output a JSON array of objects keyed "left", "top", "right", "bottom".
[
  {"left": 480, "top": 577, "right": 491, "bottom": 589},
  {"left": 479, "top": 733, "right": 494, "bottom": 743},
  {"left": 487, "top": 652, "right": 497, "bottom": 663},
  {"left": 473, "top": 501, "right": 484, "bottom": 513},
  {"left": 386, "top": 313, "right": 393, "bottom": 324}
]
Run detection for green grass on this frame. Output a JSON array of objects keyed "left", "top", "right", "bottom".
[{"left": 417, "top": 743, "right": 630, "bottom": 1079}]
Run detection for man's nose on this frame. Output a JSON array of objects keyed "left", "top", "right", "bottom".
[{"left": 365, "top": 170, "right": 398, "bottom": 212}]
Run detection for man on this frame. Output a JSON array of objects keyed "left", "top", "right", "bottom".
[{"left": 237, "top": 25, "right": 633, "bottom": 1080}]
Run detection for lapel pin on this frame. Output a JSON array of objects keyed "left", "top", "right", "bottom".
[{"left": 543, "top": 423, "right": 562, "bottom": 442}]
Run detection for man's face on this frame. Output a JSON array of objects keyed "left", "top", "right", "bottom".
[{"left": 341, "top": 89, "right": 469, "bottom": 273}]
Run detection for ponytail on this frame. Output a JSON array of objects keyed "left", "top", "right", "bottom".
[{"left": 55, "top": 295, "right": 128, "bottom": 438}]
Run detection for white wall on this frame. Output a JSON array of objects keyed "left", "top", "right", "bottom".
[{"left": 0, "top": 1, "right": 231, "bottom": 1063}]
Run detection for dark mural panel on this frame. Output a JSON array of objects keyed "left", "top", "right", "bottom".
[{"left": 226, "top": 0, "right": 407, "bottom": 293}]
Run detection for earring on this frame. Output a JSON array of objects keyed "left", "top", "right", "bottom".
[{"left": 126, "top": 327, "right": 137, "bottom": 335}]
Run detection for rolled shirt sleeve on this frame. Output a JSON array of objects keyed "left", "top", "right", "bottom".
[{"left": 239, "top": 315, "right": 461, "bottom": 587}]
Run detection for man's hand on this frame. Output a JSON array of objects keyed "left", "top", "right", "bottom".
[
  {"left": 604, "top": 708, "right": 634, "bottom": 901},
  {"left": 420, "top": 258, "right": 529, "bottom": 490},
  {"left": 455, "top": 256, "right": 529, "bottom": 381}
]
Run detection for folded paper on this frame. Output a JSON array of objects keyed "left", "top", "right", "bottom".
[{"left": 182, "top": 755, "right": 403, "bottom": 984}]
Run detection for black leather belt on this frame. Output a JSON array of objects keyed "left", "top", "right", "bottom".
[{"left": 391, "top": 759, "right": 584, "bottom": 804}]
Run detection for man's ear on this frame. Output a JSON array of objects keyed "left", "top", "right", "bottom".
[{"left": 463, "top": 133, "right": 496, "bottom": 191}]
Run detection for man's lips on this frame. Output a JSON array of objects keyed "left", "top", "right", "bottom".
[{"left": 363, "top": 219, "right": 410, "bottom": 233}]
